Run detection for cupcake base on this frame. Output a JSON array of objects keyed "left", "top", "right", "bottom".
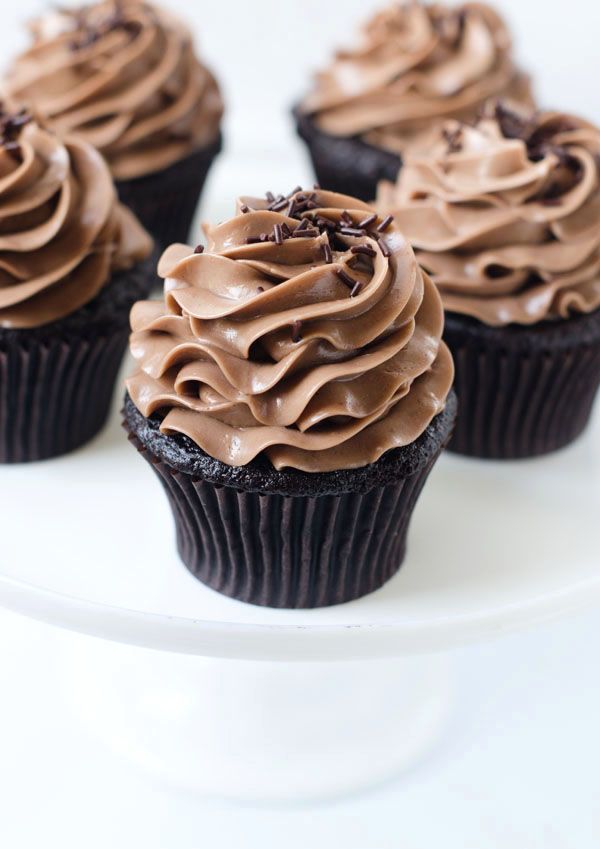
[
  {"left": 123, "top": 391, "right": 457, "bottom": 609},
  {"left": 116, "top": 136, "right": 222, "bottom": 249},
  {"left": 444, "top": 309, "right": 600, "bottom": 459},
  {"left": 294, "top": 110, "right": 401, "bottom": 202},
  {"left": 0, "top": 258, "right": 155, "bottom": 463}
]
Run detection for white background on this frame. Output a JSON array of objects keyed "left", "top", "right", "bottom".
[{"left": 0, "top": 1, "right": 599, "bottom": 847}]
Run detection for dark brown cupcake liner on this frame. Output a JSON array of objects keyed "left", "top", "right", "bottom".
[
  {"left": 294, "top": 108, "right": 401, "bottom": 202},
  {"left": 444, "top": 308, "right": 600, "bottom": 459},
  {"left": 0, "top": 258, "right": 155, "bottom": 463},
  {"left": 116, "top": 135, "right": 222, "bottom": 249},
  {"left": 123, "top": 391, "right": 457, "bottom": 608}
]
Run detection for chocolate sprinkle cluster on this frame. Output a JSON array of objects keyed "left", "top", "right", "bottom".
[
  {"left": 446, "top": 100, "right": 587, "bottom": 207},
  {"left": 65, "top": 0, "right": 141, "bottom": 51},
  {"left": 236, "top": 187, "right": 395, "bottom": 342},
  {"left": 241, "top": 187, "right": 393, "bottom": 263},
  {"left": 0, "top": 105, "right": 32, "bottom": 158}
]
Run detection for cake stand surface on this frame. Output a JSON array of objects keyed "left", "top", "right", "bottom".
[{"left": 0, "top": 388, "right": 598, "bottom": 799}]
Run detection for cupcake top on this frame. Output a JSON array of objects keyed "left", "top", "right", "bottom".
[
  {"left": 377, "top": 104, "right": 600, "bottom": 326},
  {"left": 2, "top": 0, "right": 223, "bottom": 181},
  {"left": 126, "top": 189, "right": 453, "bottom": 472},
  {"left": 299, "top": 1, "right": 532, "bottom": 155},
  {"left": 0, "top": 105, "right": 152, "bottom": 329}
]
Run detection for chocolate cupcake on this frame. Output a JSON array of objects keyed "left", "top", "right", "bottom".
[
  {"left": 377, "top": 105, "right": 600, "bottom": 459},
  {"left": 0, "top": 106, "right": 153, "bottom": 463},
  {"left": 295, "top": 2, "right": 532, "bottom": 201},
  {"left": 123, "top": 189, "right": 456, "bottom": 608},
  {"left": 2, "top": 0, "right": 223, "bottom": 249}
]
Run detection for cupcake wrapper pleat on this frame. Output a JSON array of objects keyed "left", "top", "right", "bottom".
[
  {"left": 0, "top": 331, "right": 127, "bottom": 462},
  {"left": 294, "top": 109, "right": 401, "bottom": 202},
  {"left": 0, "top": 259, "right": 155, "bottom": 463},
  {"left": 126, "top": 425, "right": 442, "bottom": 608},
  {"left": 116, "top": 137, "right": 222, "bottom": 249},
  {"left": 444, "top": 309, "right": 600, "bottom": 459}
]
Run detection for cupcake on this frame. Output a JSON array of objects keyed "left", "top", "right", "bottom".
[
  {"left": 295, "top": 1, "right": 532, "bottom": 201},
  {"left": 2, "top": 0, "right": 223, "bottom": 249},
  {"left": 0, "top": 105, "right": 153, "bottom": 463},
  {"left": 123, "top": 188, "right": 456, "bottom": 608},
  {"left": 377, "top": 104, "right": 600, "bottom": 459}
]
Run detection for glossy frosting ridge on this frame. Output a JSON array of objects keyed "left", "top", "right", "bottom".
[
  {"left": 300, "top": 1, "right": 532, "bottom": 155},
  {"left": 0, "top": 108, "right": 151, "bottom": 329},
  {"left": 3, "top": 0, "right": 223, "bottom": 180},
  {"left": 377, "top": 107, "right": 600, "bottom": 325},
  {"left": 127, "top": 189, "right": 453, "bottom": 471}
]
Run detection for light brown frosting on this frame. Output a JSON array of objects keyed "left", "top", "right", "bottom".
[
  {"left": 300, "top": 2, "right": 533, "bottom": 155},
  {"left": 0, "top": 108, "right": 152, "bottom": 329},
  {"left": 3, "top": 0, "right": 223, "bottom": 181},
  {"left": 377, "top": 107, "right": 600, "bottom": 326},
  {"left": 126, "top": 190, "right": 454, "bottom": 472}
]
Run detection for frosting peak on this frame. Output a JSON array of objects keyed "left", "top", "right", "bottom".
[
  {"left": 126, "top": 190, "right": 453, "bottom": 472},
  {"left": 0, "top": 105, "right": 152, "bottom": 328},
  {"left": 3, "top": 0, "right": 223, "bottom": 180},
  {"left": 300, "top": 2, "right": 532, "bottom": 154},
  {"left": 377, "top": 106, "right": 600, "bottom": 326}
]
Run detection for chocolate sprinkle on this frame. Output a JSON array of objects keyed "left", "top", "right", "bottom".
[
  {"left": 273, "top": 223, "right": 283, "bottom": 245},
  {"left": 322, "top": 243, "right": 333, "bottom": 264},
  {"left": 291, "top": 320, "right": 303, "bottom": 343},
  {"left": 442, "top": 126, "right": 463, "bottom": 153},
  {"left": 358, "top": 213, "right": 377, "bottom": 229},
  {"left": 351, "top": 245, "right": 377, "bottom": 257},
  {"left": 193, "top": 244, "right": 204, "bottom": 254},
  {"left": 350, "top": 281, "right": 363, "bottom": 298},
  {"left": 291, "top": 228, "right": 319, "bottom": 238},
  {"left": 376, "top": 215, "right": 394, "bottom": 233},
  {"left": 336, "top": 268, "right": 358, "bottom": 289},
  {"left": 377, "top": 239, "right": 391, "bottom": 258},
  {"left": 339, "top": 227, "right": 366, "bottom": 237}
]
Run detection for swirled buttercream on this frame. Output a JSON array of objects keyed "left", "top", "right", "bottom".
[
  {"left": 3, "top": 0, "right": 223, "bottom": 180},
  {"left": 300, "top": 2, "right": 532, "bottom": 155},
  {"left": 0, "top": 106, "right": 151, "bottom": 328},
  {"left": 377, "top": 106, "right": 600, "bottom": 325},
  {"left": 126, "top": 189, "right": 453, "bottom": 471}
]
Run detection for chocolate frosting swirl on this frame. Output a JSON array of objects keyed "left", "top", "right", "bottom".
[
  {"left": 300, "top": 2, "right": 532, "bottom": 155},
  {"left": 3, "top": 0, "right": 223, "bottom": 180},
  {"left": 377, "top": 107, "right": 600, "bottom": 326},
  {"left": 126, "top": 190, "right": 453, "bottom": 472},
  {"left": 0, "top": 107, "right": 152, "bottom": 328}
]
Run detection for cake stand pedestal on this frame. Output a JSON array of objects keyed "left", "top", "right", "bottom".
[{"left": 0, "top": 400, "right": 598, "bottom": 800}]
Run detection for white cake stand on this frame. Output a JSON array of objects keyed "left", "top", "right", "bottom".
[{"left": 1, "top": 387, "right": 598, "bottom": 800}]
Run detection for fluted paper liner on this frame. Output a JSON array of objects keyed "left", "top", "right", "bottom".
[
  {"left": 294, "top": 109, "right": 401, "bottom": 202},
  {"left": 0, "top": 260, "right": 154, "bottom": 463},
  {"left": 116, "top": 137, "right": 222, "bottom": 249},
  {"left": 444, "top": 309, "right": 600, "bottom": 459},
  {"left": 123, "top": 392, "right": 457, "bottom": 609}
]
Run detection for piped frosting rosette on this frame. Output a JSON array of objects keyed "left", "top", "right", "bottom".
[
  {"left": 127, "top": 189, "right": 453, "bottom": 472},
  {"left": 300, "top": 2, "right": 532, "bottom": 155},
  {"left": 0, "top": 106, "right": 151, "bottom": 328},
  {"left": 3, "top": 0, "right": 223, "bottom": 180},
  {"left": 377, "top": 106, "right": 600, "bottom": 325}
]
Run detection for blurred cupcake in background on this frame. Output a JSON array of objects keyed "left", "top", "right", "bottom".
[
  {"left": 2, "top": 0, "right": 223, "bottom": 249},
  {"left": 0, "top": 105, "right": 153, "bottom": 463},
  {"left": 295, "top": 1, "right": 532, "bottom": 201},
  {"left": 377, "top": 103, "right": 600, "bottom": 459},
  {"left": 123, "top": 188, "right": 456, "bottom": 608}
]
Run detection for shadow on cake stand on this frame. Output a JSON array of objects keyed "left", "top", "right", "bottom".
[{"left": 0, "top": 401, "right": 598, "bottom": 800}]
